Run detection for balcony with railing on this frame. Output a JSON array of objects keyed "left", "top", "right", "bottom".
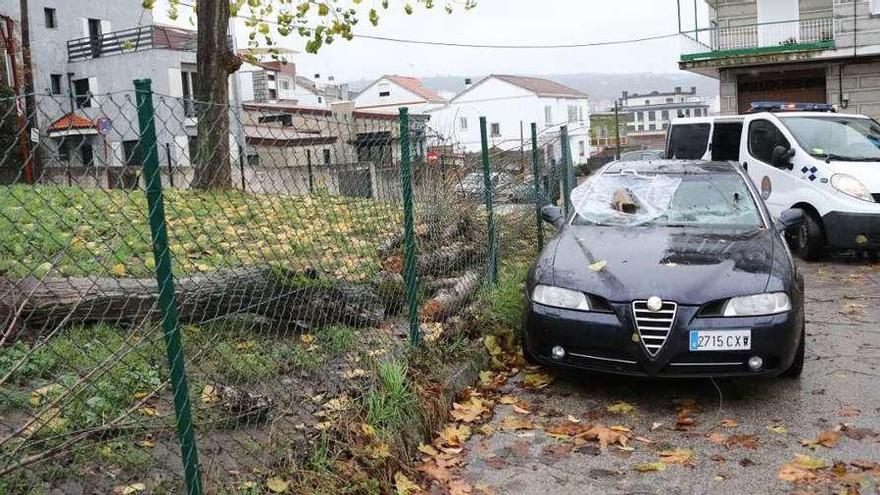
[
  {"left": 67, "top": 25, "right": 199, "bottom": 62},
  {"left": 680, "top": 18, "right": 836, "bottom": 65}
]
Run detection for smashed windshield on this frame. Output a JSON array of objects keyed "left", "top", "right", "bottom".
[
  {"left": 780, "top": 116, "right": 880, "bottom": 161},
  {"left": 571, "top": 172, "right": 763, "bottom": 228}
]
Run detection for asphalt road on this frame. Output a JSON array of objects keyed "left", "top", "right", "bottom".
[{"left": 455, "top": 258, "right": 880, "bottom": 495}]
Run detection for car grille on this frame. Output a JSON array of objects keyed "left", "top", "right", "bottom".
[{"left": 632, "top": 300, "right": 677, "bottom": 357}]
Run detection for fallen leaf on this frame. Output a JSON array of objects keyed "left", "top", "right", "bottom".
[
  {"left": 200, "top": 384, "right": 219, "bottom": 405},
  {"left": 634, "top": 462, "right": 666, "bottom": 472},
  {"left": 659, "top": 448, "right": 694, "bottom": 465},
  {"left": 439, "top": 424, "right": 472, "bottom": 447},
  {"left": 708, "top": 432, "right": 728, "bottom": 445},
  {"left": 137, "top": 439, "right": 155, "bottom": 448},
  {"left": 361, "top": 423, "right": 376, "bottom": 437},
  {"left": 266, "top": 476, "right": 289, "bottom": 493},
  {"left": 451, "top": 396, "right": 490, "bottom": 423},
  {"left": 139, "top": 407, "right": 157, "bottom": 417},
  {"left": 29, "top": 383, "right": 62, "bottom": 407},
  {"left": 650, "top": 421, "right": 664, "bottom": 431},
  {"left": 606, "top": 401, "right": 635, "bottom": 415},
  {"left": 580, "top": 424, "right": 628, "bottom": 449},
  {"left": 369, "top": 442, "right": 391, "bottom": 460},
  {"left": 801, "top": 429, "right": 839, "bottom": 450},
  {"left": 299, "top": 334, "right": 316, "bottom": 344},
  {"left": 723, "top": 434, "right": 759, "bottom": 450},
  {"left": 511, "top": 404, "right": 531, "bottom": 415},
  {"left": 111, "top": 263, "right": 126, "bottom": 277},
  {"left": 778, "top": 454, "right": 829, "bottom": 483},
  {"left": 610, "top": 425, "right": 632, "bottom": 433},
  {"left": 418, "top": 443, "right": 439, "bottom": 457},
  {"left": 589, "top": 260, "right": 607, "bottom": 271},
  {"left": 113, "top": 483, "right": 146, "bottom": 495},
  {"left": 394, "top": 472, "right": 420, "bottom": 495},
  {"left": 419, "top": 459, "right": 454, "bottom": 483},
  {"left": 500, "top": 415, "right": 535, "bottom": 432},
  {"left": 767, "top": 424, "right": 788, "bottom": 435},
  {"left": 523, "top": 371, "right": 553, "bottom": 389},
  {"left": 342, "top": 368, "right": 367, "bottom": 379},
  {"left": 720, "top": 418, "right": 738, "bottom": 428},
  {"left": 448, "top": 479, "right": 473, "bottom": 495},
  {"left": 235, "top": 340, "right": 255, "bottom": 350},
  {"left": 839, "top": 406, "right": 861, "bottom": 418},
  {"left": 566, "top": 415, "right": 581, "bottom": 424},
  {"left": 484, "top": 335, "right": 503, "bottom": 358}
]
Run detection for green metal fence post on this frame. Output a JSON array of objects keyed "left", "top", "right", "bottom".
[
  {"left": 479, "top": 117, "right": 498, "bottom": 285},
  {"left": 133, "top": 79, "right": 203, "bottom": 495},
  {"left": 530, "top": 123, "right": 544, "bottom": 250},
  {"left": 560, "top": 125, "right": 572, "bottom": 215},
  {"left": 398, "top": 108, "right": 420, "bottom": 346}
]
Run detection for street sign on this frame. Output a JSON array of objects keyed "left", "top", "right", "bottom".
[{"left": 96, "top": 117, "right": 112, "bottom": 135}]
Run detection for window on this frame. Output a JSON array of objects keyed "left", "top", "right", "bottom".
[
  {"left": 666, "top": 97, "right": 673, "bottom": 103},
  {"left": 50, "top": 74, "right": 62, "bottom": 95},
  {"left": 667, "top": 123, "right": 710, "bottom": 159},
  {"left": 181, "top": 70, "right": 197, "bottom": 117},
  {"left": 873, "top": 0, "right": 880, "bottom": 14},
  {"left": 188, "top": 136, "right": 198, "bottom": 165},
  {"left": 650, "top": 110, "right": 657, "bottom": 121},
  {"left": 267, "top": 73, "right": 276, "bottom": 82},
  {"left": 378, "top": 82, "right": 390, "bottom": 98},
  {"left": 80, "top": 142, "right": 94, "bottom": 166},
  {"left": 490, "top": 123, "right": 501, "bottom": 137},
  {"left": 544, "top": 106, "right": 552, "bottom": 125},
  {"left": 459, "top": 116, "right": 468, "bottom": 131},
  {"left": 280, "top": 80, "right": 290, "bottom": 90},
  {"left": 247, "top": 153, "right": 260, "bottom": 167},
  {"left": 578, "top": 106, "right": 584, "bottom": 122},
  {"left": 661, "top": 110, "right": 669, "bottom": 121},
  {"left": 748, "top": 119, "right": 790, "bottom": 164},
  {"left": 268, "top": 88, "right": 277, "bottom": 100},
  {"left": 317, "top": 96, "right": 323, "bottom": 103},
  {"left": 649, "top": 123, "right": 656, "bottom": 131},
  {"left": 578, "top": 140, "right": 585, "bottom": 157},
  {"left": 379, "top": 91, "right": 390, "bottom": 97},
  {"left": 644, "top": 99, "right": 650, "bottom": 105},
  {"left": 685, "top": 109, "right": 691, "bottom": 117},
  {"left": 122, "top": 140, "right": 142, "bottom": 167},
  {"left": 72, "top": 78, "right": 91, "bottom": 108},
  {"left": 636, "top": 111, "right": 643, "bottom": 121},
  {"left": 44, "top": 8, "right": 57, "bottom": 29},
  {"left": 711, "top": 122, "right": 744, "bottom": 161},
  {"left": 567, "top": 105, "right": 579, "bottom": 122},
  {"left": 323, "top": 149, "right": 331, "bottom": 165}
]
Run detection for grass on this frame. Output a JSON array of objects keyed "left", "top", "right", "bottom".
[
  {"left": 364, "top": 359, "right": 419, "bottom": 435},
  {"left": 0, "top": 185, "right": 402, "bottom": 281}
]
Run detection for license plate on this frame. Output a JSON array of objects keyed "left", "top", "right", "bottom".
[{"left": 689, "top": 330, "right": 751, "bottom": 351}]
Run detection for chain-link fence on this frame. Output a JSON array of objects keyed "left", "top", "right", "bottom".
[{"left": 0, "top": 80, "right": 575, "bottom": 494}]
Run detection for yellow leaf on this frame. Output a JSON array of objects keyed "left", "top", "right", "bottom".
[
  {"left": 266, "top": 476, "right": 289, "bottom": 493},
  {"left": 342, "top": 368, "right": 367, "bottom": 379},
  {"left": 610, "top": 425, "right": 632, "bottom": 433},
  {"left": 139, "top": 407, "right": 157, "bottom": 417},
  {"left": 300, "top": 334, "right": 316, "bottom": 344},
  {"left": 394, "top": 472, "right": 420, "bottom": 495},
  {"left": 235, "top": 340, "right": 255, "bottom": 350},
  {"left": 138, "top": 439, "right": 156, "bottom": 448},
  {"left": 484, "top": 335, "right": 503, "bottom": 357},
  {"left": 111, "top": 263, "right": 126, "bottom": 277},
  {"left": 370, "top": 442, "right": 392, "bottom": 459},
  {"left": 200, "top": 385, "right": 219, "bottom": 405},
  {"left": 634, "top": 462, "right": 666, "bottom": 472},
  {"left": 659, "top": 448, "right": 694, "bottom": 465},
  {"left": 439, "top": 424, "right": 471, "bottom": 447},
  {"left": 588, "top": 260, "right": 607, "bottom": 271},
  {"left": 117, "top": 483, "right": 146, "bottom": 495},
  {"left": 450, "top": 396, "right": 490, "bottom": 423},
  {"left": 523, "top": 371, "right": 553, "bottom": 389},
  {"left": 418, "top": 443, "right": 439, "bottom": 457},
  {"left": 720, "top": 418, "right": 738, "bottom": 428},
  {"left": 767, "top": 424, "right": 788, "bottom": 435},
  {"left": 478, "top": 371, "right": 495, "bottom": 387},
  {"left": 606, "top": 401, "right": 635, "bottom": 415},
  {"left": 29, "top": 383, "right": 62, "bottom": 407},
  {"left": 793, "top": 454, "right": 828, "bottom": 470},
  {"left": 314, "top": 421, "right": 332, "bottom": 430},
  {"left": 361, "top": 423, "right": 376, "bottom": 437}
]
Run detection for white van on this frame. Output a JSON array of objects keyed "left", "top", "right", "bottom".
[{"left": 667, "top": 104, "right": 880, "bottom": 260}]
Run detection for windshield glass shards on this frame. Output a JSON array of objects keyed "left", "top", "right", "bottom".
[{"left": 571, "top": 172, "right": 763, "bottom": 229}]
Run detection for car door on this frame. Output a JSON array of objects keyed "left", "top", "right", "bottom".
[{"left": 741, "top": 117, "right": 796, "bottom": 216}]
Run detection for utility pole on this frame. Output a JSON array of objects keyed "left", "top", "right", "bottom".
[{"left": 614, "top": 100, "right": 622, "bottom": 160}]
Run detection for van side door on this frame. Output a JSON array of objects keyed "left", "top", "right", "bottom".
[
  {"left": 742, "top": 117, "right": 795, "bottom": 215},
  {"left": 666, "top": 122, "right": 711, "bottom": 160}
]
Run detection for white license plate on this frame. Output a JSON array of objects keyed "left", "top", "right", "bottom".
[{"left": 689, "top": 330, "right": 751, "bottom": 351}]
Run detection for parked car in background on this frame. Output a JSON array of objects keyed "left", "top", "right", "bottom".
[
  {"left": 523, "top": 160, "right": 806, "bottom": 378},
  {"left": 456, "top": 171, "right": 515, "bottom": 201},
  {"left": 667, "top": 102, "right": 880, "bottom": 260},
  {"left": 619, "top": 149, "right": 665, "bottom": 161}
]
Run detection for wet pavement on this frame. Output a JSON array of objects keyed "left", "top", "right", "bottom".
[{"left": 437, "top": 259, "right": 880, "bottom": 494}]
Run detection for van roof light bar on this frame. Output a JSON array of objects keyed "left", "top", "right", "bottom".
[{"left": 748, "top": 102, "right": 835, "bottom": 113}]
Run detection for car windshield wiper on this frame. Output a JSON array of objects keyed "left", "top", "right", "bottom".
[{"left": 817, "top": 153, "right": 880, "bottom": 162}]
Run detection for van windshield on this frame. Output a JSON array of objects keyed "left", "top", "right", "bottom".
[{"left": 779, "top": 116, "right": 880, "bottom": 161}]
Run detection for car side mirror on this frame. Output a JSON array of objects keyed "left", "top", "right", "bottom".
[
  {"left": 541, "top": 205, "right": 565, "bottom": 229},
  {"left": 771, "top": 146, "right": 795, "bottom": 170},
  {"left": 778, "top": 208, "right": 804, "bottom": 231}
]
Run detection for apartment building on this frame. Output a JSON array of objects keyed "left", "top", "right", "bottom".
[
  {"left": 678, "top": 0, "right": 880, "bottom": 117},
  {"left": 618, "top": 86, "right": 710, "bottom": 148}
]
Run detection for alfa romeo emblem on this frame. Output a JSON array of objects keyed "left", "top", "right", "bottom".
[{"left": 647, "top": 296, "right": 663, "bottom": 312}]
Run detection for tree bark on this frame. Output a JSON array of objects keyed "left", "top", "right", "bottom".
[
  {"left": 193, "top": 0, "right": 241, "bottom": 189},
  {"left": 420, "top": 271, "right": 480, "bottom": 322},
  {"left": 0, "top": 268, "right": 385, "bottom": 338}
]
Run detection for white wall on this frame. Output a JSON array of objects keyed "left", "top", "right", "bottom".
[
  {"left": 429, "top": 77, "right": 590, "bottom": 163},
  {"left": 354, "top": 77, "right": 428, "bottom": 113}
]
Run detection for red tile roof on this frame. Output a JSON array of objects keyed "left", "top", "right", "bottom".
[
  {"left": 492, "top": 74, "right": 588, "bottom": 98},
  {"left": 385, "top": 75, "right": 445, "bottom": 102},
  {"left": 258, "top": 60, "right": 296, "bottom": 75},
  {"left": 48, "top": 113, "right": 95, "bottom": 131}
]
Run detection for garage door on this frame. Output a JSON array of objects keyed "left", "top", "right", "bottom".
[{"left": 737, "top": 69, "right": 826, "bottom": 114}]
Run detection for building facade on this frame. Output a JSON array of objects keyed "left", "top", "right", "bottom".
[
  {"left": 353, "top": 75, "right": 447, "bottom": 114},
  {"left": 679, "top": 0, "right": 880, "bottom": 117},
  {"left": 617, "top": 86, "right": 710, "bottom": 149},
  {"left": 428, "top": 74, "right": 591, "bottom": 166}
]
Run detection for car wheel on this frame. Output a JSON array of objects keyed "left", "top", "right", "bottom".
[
  {"left": 781, "top": 324, "right": 805, "bottom": 379},
  {"left": 796, "top": 210, "right": 824, "bottom": 261}
]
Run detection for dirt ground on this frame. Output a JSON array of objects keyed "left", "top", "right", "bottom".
[{"left": 422, "top": 258, "right": 880, "bottom": 495}]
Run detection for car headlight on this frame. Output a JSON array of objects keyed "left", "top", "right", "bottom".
[
  {"left": 532, "top": 285, "right": 590, "bottom": 311},
  {"left": 831, "top": 174, "right": 874, "bottom": 203},
  {"left": 723, "top": 292, "right": 791, "bottom": 317}
]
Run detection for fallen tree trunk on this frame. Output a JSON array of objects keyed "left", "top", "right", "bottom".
[
  {"left": 420, "top": 271, "right": 480, "bottom": 322},
  {"left": 0, "top": 267, "right": 385, "bottom": 337}
]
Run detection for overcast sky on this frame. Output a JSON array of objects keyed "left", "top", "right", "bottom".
[{"left": 155, "top": 0, "right": 710, "bottom": 82}]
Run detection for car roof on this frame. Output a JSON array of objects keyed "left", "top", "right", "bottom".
[{"left": 603, "top": 159, "right": 738, "bottom": 175}]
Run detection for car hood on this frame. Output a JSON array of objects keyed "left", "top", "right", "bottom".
[{"left": 548, "top": 225, "right": 775, "bottom": 305}]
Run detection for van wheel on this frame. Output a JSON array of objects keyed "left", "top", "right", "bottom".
[{"left": 796, "top": 210, "right": 824, "bottom": 261}]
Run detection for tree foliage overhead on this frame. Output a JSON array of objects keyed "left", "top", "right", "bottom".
[{"left": 149, "top": 0, "right": 476, "bottom": 57}]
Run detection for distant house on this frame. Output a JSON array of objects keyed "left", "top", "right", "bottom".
[
  {"left": 353, "top": 75, "right": 447, "bottom": 113},
  {"left": 618, "top": 87, "right": 709, "bottom": 149},
  {"left": 429, "top": 74, "right": 591, "bottom": 165},
  {"left": 235, "top": 59, "right": 297, "bottom": 103}
]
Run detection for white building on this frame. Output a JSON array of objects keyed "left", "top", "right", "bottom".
[
  {"left": 429, "top": 74, "right": 590, "bottom": 165},
  {"left": 353, "top": 74, "right": 446, "bottom": 114},
  {"left": 618, "top": 87, "right": 710, "bottom": 149}
]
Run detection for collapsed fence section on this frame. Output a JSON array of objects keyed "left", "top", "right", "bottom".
[{"left": 0, "top": 80, "right": 576, "bottom": 493}]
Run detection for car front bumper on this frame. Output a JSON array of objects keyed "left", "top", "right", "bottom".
[
  {"left": 523, "top": 299, "right": 802, "bottom": 378},
  {"left": 822, "top": 211, "right": 880, "bottom": 250}
]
